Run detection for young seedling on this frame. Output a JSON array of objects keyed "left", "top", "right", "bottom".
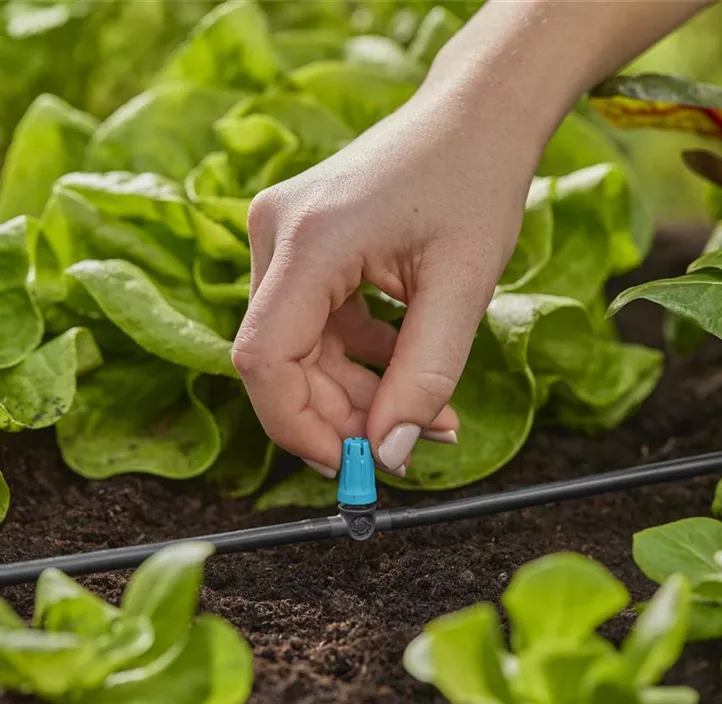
[
  {"left": 0, "top": 542, "right": 253, "bottom": 703},
  {"left": 634, "top": 517, "right": 722, "bottom": 642},
  {"left": 405, "top": 553, "right": 696, "bottom": 704}
]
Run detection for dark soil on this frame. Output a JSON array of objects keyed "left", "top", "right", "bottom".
[{"left": 2, "top": 229, "right": 722, "bottom": 703}]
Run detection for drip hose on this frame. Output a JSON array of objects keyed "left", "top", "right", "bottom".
[{"left": 0, "top": 450, "right": 720, "bottom": 587}]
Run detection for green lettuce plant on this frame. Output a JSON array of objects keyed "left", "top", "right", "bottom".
[
  {"left": 596, "top": 75, "right": 722, "bottom": 544},
  {"left": 609, "top": 140, "right": 722, "bottom": 352},
  {"left": 592, "top": 73, "right": 722, "bottom": 333},
  {"left": 0, "top": 0, "right": 225, "bottom": 156},
  {"left": 404, "top": 553, "right": 696, "bottom": 704},
  {"left": 634, "top": 517, "right": 722, "bottom": 643},
  {"left": 0, "top": 542, "right": 253, "bottom": 703},
  {"left": 0, "top": 0, "right": 663, "bottom": 515}
]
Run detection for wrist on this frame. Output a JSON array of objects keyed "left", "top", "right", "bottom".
[
  {"left": 414, "top": 49, "right": 562, "bottom": 169},
  {"left": 417, "top": 0, "right": 715, "bottom": 156},
  {"left": 417, "top": 5, "right": 576, "bottom": 158}
]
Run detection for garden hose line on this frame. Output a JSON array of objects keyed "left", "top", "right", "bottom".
[{"left": 0, "top": 448, "right": 720, "bottom": 587}]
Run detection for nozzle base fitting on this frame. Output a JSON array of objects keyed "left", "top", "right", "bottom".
[{"left": 339, "top": 502, "right": 376, "bottom": 542}]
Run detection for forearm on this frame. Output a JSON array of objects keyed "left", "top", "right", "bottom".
[{"left": 423, "top": 0, "right": 716, "bottom": 144}]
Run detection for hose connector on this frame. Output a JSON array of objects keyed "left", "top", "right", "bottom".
[{"left": 337, "top": 437, "right": 377, "bottom": 541}]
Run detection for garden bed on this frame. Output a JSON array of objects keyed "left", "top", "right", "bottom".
[{"left": 2, "top": 229, "right": 722, "bottom": 704}]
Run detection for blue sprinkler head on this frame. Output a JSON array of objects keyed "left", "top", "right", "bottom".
[{"left": 337, "top": 437, "right": 377, "bottom": 506}]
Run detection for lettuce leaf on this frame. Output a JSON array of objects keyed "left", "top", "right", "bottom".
[
  {"left": 207, "top": 388, "right": 275, "bottom": 498},
  {"left": 255, "top": 466, "right": 337, "bottom": 510},
  {"left": 185, "top": 151, "right": 253, "bottom": 236},
  {"left": 273, "top": 29, "right": 345, "bottom": 71},
  {"left": 57, "top": 359, "right": 221, "bottom": 479},
  {"left": 90, "top": 615, "right": 253, "bottom": 704},
  {"left": 519, "top": 164, "right": 643, "bottom": 301},
  {"left": 0, "top": 94, "right": 97, "bottom": 221},
  {"left": 633, "top": 518, "right": 722, "bottom": 643},
  {"left": 0, "top": 216, "right": 44, "bottom": 369},
  {"left": 0, "top": 327, "right": 102, "bottom": 433},
  {"left": 384, "top": 291, "right": 661, "bottom": 491},
  {"left": 290, "top": 60, "right": 416, "bottom": 133},
  {"left": 384, "top": 320, "right": 535, "bottom": 490},
  {"left": 345, "top": 34, "right": 424, "bottom": 82},
  {"left": 0, "top": 543, "right": 253, "bottom": 703},
  {"left": 0, "top": 473, "right": 8, "bottom": 524},
  {"left": 407, "top": 6, "right": 463, "bottom": 65},
  {"left": 159, "top": 0, "right": 279, "bottom": 91},
  {"left": 67, "top": 259, "right": 235, "bottom": 377},
  {"left": 38, "top": 180, "right": 243, "bottom": 340},
  {"left": 540, "top": 112, "right": 653, "bottom": 271},
  {"left": 0, "top": 0, "right": 220, "bottom": 157},
  {"left": 405, "top": 553, "right": 693, "bottom": 704},
  {"left": 86, "top": 83, "right": 241, "bottom": 182}
]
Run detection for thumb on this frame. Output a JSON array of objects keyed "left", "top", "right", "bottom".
[{"left": 367, "top": 272, "right": 491, "bottom": 472}]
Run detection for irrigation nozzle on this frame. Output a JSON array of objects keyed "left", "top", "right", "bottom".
[
  {"left": 0, "top": 442, "right": 721, "bottom": 587},
  {"left": 337, "top": 437, "right": 377, "bottom": 542}
]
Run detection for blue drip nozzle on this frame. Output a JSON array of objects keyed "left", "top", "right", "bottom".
[{"left": 337, "top": 437, "right": 377, "bottom": 506}]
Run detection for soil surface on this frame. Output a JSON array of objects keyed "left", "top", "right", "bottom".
[{"left": 2, "top": 229, "right": 722, "bottom": 703}]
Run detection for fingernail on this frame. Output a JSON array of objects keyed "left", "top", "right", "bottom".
[
  {"left": 420, "top": 429, "right": 458, "bottom": 445},
  {"left": 378, "top": 423, "right": 421, "bottom": 470},
  {"left": 303, "top": 459, "right": 337, "bottom": 479}
]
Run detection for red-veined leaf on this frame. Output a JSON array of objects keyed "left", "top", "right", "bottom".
[{"left": 590, "top": 73, "right": 722, "bottom": 139}]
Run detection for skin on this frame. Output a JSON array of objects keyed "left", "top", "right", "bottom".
[{"left": 233, "top": 0, "right": 716, "bottom": 478}]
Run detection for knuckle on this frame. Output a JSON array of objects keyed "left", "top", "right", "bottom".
[
  {"left": 231, "top": 345, "right": 257, "bottom": 378},
  {"left": 231, "top": 326, "right": 264, "bottom": 377},
  {"left": 409, "top": 369, "right": 458, "bottom": 409},
  {"left": 263, "top": 425, "right": 287, "bottom": 449},
  {"left": 247, "top": 187, "right": 281, "bottom": 243},
  {"left": 251, "top": 186, "right": 335, "bottom": 262},
  {"left": 274, "top": 207, "right": 345, "bottom": 288}
]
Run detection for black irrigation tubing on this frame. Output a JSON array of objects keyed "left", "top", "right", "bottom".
[{"left": 1, "top": 450, "right": 721, "bottom": 587}]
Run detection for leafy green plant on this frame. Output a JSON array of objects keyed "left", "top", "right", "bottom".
[
  {"left": 595, "top": 74, "right": 722, "bottom": 334},
  {"left": 0, "top": 0, "right": 663, "bottom": 514},
  {"left": 0, "top": 542, "right": 253, "bottom": 703},
  {"left": 608, "top": 141, "right": 722, "bottom": 353},
  {"left": 599, "top": 74, "right": 722, "bottom": 521},
  {"left": 404, "top": 553, "right": 696, "bottom": 704},
  {"left": 634, "top": 517, "right": 722, "bottom": 643},
  {"left": 0, "top": 0, "right": 224, "bottom": 156}
]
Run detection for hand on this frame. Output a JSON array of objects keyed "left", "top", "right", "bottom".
[
  {"left": 232, "top": 81, "right": 539, "bottom": 477},
  {"left": 233, "top": 0, "right": 713, "bottom": 478}
]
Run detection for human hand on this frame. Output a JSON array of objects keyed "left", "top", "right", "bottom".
[
  {"left": 233, "top": 0, "right": 713, "bottom": 479},
  {"left": 232, "top": 80, "right": 539, "bottom": 477}
]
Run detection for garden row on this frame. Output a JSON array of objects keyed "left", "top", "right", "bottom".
[
  {"left": 0, "top": 0, "right": 668, "bottom": 521},
  {"left": 3, "top": 0, "right": 722, "bottom": 702}
]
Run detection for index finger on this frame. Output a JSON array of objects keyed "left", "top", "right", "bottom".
[{"left": 232, "top": 249, "right": 344, "bottom": 470}]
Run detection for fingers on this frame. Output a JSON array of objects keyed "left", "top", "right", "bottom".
[
  {"left": 334, "top": 293, "right": 460, "bottom": 437},
  {"left": 233, "top": 248, "right": 345, "bottom": 470},
  {"left": 240, "top": 191, "right": 465, "bottom": 477},
  {"left": 240, "top": 191, "right": 368, "bottom": 475},
  {"left": 367, "top": 268, "right": 491, "bottom": 471},
  {"left": 333, "top": 292, "right": 398, "bottom": 368}
]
